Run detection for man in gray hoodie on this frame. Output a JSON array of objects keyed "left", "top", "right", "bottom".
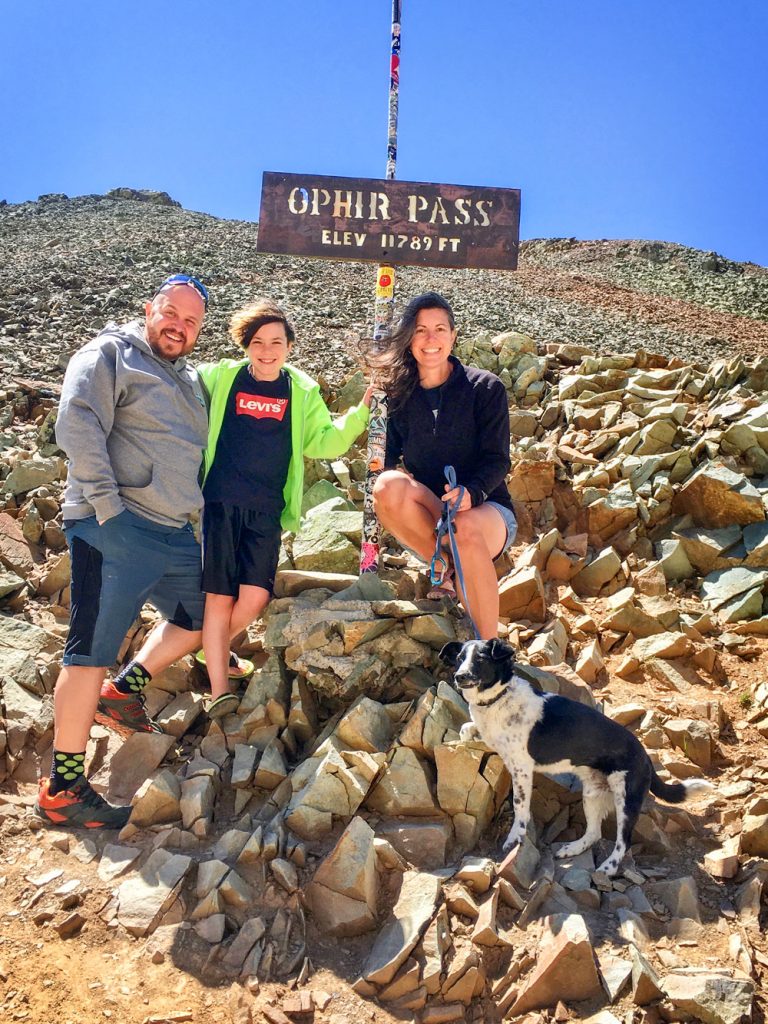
[{"left": 36, "top": 275, "right": 210, "bottom": 829}]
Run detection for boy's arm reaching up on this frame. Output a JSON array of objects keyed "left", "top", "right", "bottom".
[{"left": 302, "top": 383, "right": 371, "bottom": 459}]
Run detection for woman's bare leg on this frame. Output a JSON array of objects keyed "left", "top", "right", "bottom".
[
  {"left": 451, "top": 504, "right": 507, "bottom": 640},
  {"left": 374, "top": 471, "right": 506, "bottom": 638},
  {"left": 373, "top": 470, "right": 442, "bottom": 561}
]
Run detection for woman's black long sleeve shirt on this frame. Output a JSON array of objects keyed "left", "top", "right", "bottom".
[{"left": 384, "top": 356, "right": 513, "bottom": 511}]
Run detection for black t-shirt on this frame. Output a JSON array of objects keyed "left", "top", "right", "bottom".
[
  {"left": 203, "top": 366, "right": 292, "bottom": 516},
  {"left": 422, "top": 383, "right": 445, "bottom": 420}
]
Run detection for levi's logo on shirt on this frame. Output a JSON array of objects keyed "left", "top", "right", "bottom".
[{"left": 235, "top": 393, "right": 288, "bottom": 421}]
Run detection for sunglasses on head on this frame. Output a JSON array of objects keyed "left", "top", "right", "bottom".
[{"left": 154, "top": 274, "right": 209, "bottom": 311}]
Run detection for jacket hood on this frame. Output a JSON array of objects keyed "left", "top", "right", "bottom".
[
  {"left": 198, "top": 357, "right": 319, "bottom": 393},
  {"left": 97, "top": 319, "right": 192, "bottom": 370}
]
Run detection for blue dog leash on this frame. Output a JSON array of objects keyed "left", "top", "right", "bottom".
[
  {"left": 430, "top": 465, "right": 481, "bottom": 639},
  {"left": 430, "top": 465, "right": 462, "bottom": 589}
]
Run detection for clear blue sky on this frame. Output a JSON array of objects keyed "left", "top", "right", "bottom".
[{"left": 3, "top": 0, "right": 767, "bottom": 265}]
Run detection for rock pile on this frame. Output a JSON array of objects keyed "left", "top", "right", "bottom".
[{"left": 2, "top": 318, "right": 768, "bottom": 1020}]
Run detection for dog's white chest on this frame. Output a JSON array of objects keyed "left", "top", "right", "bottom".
[
  {"left": 469, "top": 680, "right": 544, "bottom": 767},
  {"left": 475, "top": 703, "right": 528, "bottom": 747}
]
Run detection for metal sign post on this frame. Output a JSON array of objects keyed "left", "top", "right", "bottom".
[
  {"left": 360, "top": 0, "right": 401, "bottom": 574},
  {"left": 255, "top": 1, "right": 521, "bottom": 571},
  {"left": 373, "top": 0, "right": 401, "bottom": 336}
]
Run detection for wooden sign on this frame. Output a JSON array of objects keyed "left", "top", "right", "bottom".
[{"left": 257, "top": 172, "right": 521, "bottom": 271}]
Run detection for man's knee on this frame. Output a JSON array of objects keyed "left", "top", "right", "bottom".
[{"left": 56, "top": 664, "right": 107, "bottom": 686}]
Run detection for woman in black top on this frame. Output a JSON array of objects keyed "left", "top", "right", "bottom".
[{"left": 371, "top": 292, "right": 516, "bottom": 640}]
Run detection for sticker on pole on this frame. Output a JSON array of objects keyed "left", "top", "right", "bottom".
[
  {"left": 376, "top": 267, "right": 395, "bottom": 298},
  {"left": 258, "top": 172, "right": 521, "bottom": 271}
]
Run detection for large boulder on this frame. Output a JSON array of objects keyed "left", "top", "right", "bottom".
[
  {"left": 0, "top": 615, "right": 61, "bottom": 696},
  {"left": 435, "top": 741, "right": 510, "bottom": 851},
  {"left": 586, "top": 487, "right": 638, "bottom": 541},
  {"left": 285, "top": 746, "right": 381, "bottom": 840},
  {"left": 363, "top": 871, "right": 442, "bottom": 986},
  {"left": 572, "top": 547, "right": 622, "bottom": 597},
  {"left": 510, "top": 914, "right": 602, "bottom": 1013},
  {"left": 498, "top": 566, "right": 546, "bottom": 621},
  {"left": 0, "top": 512, "right": 35, "bottom": 576},
  {"left": 293, "top": 509, "right": 363, "bottom": 574},
  {"left": 4, "top": 677, "right": 53, "bottom": 767},
  {"left": 116, "top": 850, "right": 192, "bottom": 937},
  {"left": 741, "top": 797, "right": 768, "bottom": 856},
  {"left": 700, "top": 566, "right": 768, "bottom": 612},
  {"left": 508, "top": 460, "right": 555, "bottom": 502},
  {"left": 2, "top": 456, "right": 62, "bottom": 497},
  {"left": 662, "top": 972, "right": 754, "bottom": 1024},
  {"left": 306, "top": 816, "right": 378, "bottom": 936},
  {"left": 673, "top": 463, "right": 765, "bottom": 528},
  {"left": 365, "top": 746, "right": 439, "bottom": 816}
]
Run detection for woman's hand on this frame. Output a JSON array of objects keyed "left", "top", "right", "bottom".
[
  {"left": 362, "top": 383, "right": 376, "bottom": 408},
  {"left": 442, "top": 484, "right": 472, "bottom": 512}
]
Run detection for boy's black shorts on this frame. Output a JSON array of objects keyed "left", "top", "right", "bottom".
[{"left": 202, "top": 502, "right": 282, "bottom": 596}]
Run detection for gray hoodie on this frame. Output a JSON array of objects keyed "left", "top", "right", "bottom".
[{"left": 57, "top": 321, "right": 209, "bottom": 528}]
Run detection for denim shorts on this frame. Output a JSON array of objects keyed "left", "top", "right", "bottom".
[
  {"left": 62, "top": 509, "right": 205, "bottom": 668},
  {"left": 407, "top": 500, "right": 518, "bottom": 564},
  {"left": 486, "top": 501, "right": 518, "bottom": 556}
]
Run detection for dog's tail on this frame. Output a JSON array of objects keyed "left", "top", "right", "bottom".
[{"left": 649, "top": 768, "right": 714, "bottom": 804}]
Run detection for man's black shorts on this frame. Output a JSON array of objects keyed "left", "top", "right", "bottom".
[{"left": 202, "top": 502, "right": 282, "bottom": 596}]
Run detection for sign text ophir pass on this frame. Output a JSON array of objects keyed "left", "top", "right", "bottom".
[{"left": 257, "top": 172, "right": 521, "bottom": 271}]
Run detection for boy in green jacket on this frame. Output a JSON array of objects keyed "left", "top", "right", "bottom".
[{"left": 198, "top": 299, "right": 372, "bottom": 716}]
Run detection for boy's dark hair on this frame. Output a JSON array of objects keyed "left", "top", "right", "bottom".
[{"left": 229, "top": 299, "right": 296, "bottom": 350}]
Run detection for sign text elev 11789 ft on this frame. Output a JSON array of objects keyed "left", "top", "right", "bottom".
[{"left": 257, "top": 172, "right": 521, "bottom": 271}]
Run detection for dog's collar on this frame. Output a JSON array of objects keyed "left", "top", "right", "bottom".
[
  {"left": 475, "top": 689, "right": 506, "bottom": 707},
  {"left": 471, "top": 672, "right": 530, "bottom": 708},
  {"left": 470, "top": 679, "right": 509, "bottom": 707}
]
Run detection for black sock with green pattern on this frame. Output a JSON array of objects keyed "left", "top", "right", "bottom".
[
  {"left": 50, "top": 750, "right": 86, "bottom": 794},
  {"left": 113, "top": 660, "right": 152, "bottom": 695}
]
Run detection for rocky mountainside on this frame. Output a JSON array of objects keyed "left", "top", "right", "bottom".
[
  {"left": 2, "top": 191, "right": 768, "bottom": 1024},
  {"left": 1, "top": 190, "right": 767, "bottom": 389}
]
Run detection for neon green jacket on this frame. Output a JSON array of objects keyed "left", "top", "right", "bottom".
[{"left": 198, "top": 358, "right": 369, "bottom": 532}]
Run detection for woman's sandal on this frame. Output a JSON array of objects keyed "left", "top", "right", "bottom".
[
  {"left": 426, "top": 567, "right": 457, "bottom": 601},
  {"left": 205, "top": 692, "right": 241, "bottom": 719}
]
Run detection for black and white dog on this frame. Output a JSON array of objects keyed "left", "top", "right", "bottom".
[{"left": 440, "top": 638, "right": 712, "bottom": 876}]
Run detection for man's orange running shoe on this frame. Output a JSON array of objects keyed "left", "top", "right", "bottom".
[
  {"left": 98, "top": 679, "right": 163, "bottom": 733},
  {"left": 35, "top": 776, "right": 131, "bottom": 829}
]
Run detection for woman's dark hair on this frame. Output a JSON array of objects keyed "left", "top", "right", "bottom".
[{"left": 359, "top": 291, "right": 456, "bottom": 410}]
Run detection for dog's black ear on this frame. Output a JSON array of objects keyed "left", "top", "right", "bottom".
[
  {"left": 489, "top": 638, "right": 515, "bottom": 661},
  {"left": 439, "top": 642, "right": 463, "bottom": 667}
]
